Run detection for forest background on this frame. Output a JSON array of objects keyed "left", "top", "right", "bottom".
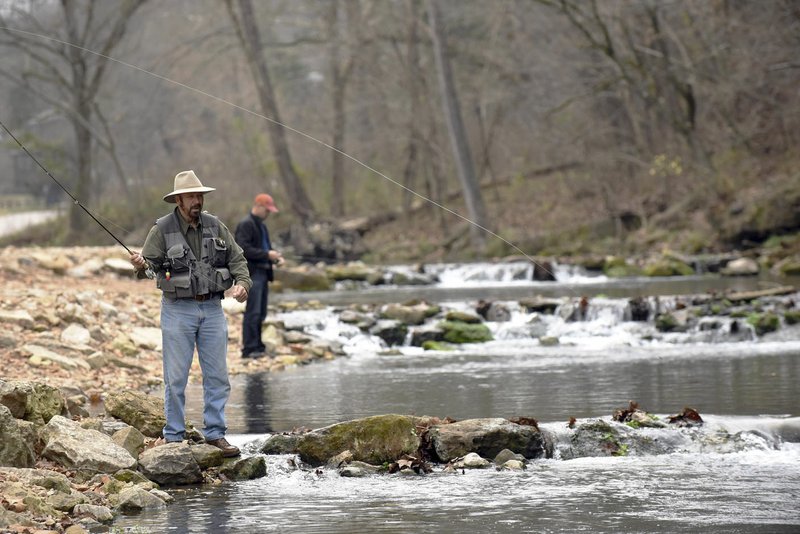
[{"left": 0, "top": 0, "right": 798, "bottom": 265}]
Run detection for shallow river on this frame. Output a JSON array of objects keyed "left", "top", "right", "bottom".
[{"left": 113, "top": 265, "right": 800, "bottom": 533}]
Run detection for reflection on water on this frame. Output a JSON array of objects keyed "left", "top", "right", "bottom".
[{"left": 215, "top": 344, "right": 800, "bottom": 434}]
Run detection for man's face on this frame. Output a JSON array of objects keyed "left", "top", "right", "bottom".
[
  {"left": 254, "top": 204, "right": 270, "bottom": 220},
  {"left": 177, "top": 193, "right": 204, "bottom": 222}
]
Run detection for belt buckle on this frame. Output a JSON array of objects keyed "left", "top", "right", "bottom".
[{"left": 196, "top": 294, "right": 209, "bottom": 301}]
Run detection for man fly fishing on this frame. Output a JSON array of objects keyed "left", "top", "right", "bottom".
[{"left": 129, "top": 170, "right": 251, "bottom": 457}]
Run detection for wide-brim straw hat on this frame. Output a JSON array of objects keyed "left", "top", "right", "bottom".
[{"left": 163, "top": 170, "right": 216, "bottom": 203}]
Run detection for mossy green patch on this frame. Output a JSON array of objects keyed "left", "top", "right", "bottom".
[
  {"left": 296, "top": 415, "right": 422, "bottom": 466},
  {"left": 747, "top": 312, "right": 780, "bottom": 335},
  {"left": 438, "top": 321, "right": 493, "bottom": 343}
]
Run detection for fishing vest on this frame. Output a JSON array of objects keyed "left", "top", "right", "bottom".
[{"left": 154, "top": 211, "right": 234, "bottom": 299}]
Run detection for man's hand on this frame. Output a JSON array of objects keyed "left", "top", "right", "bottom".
[
  {"left": 229, "top": 284, "right": 248, "bottom": 303},
  {"left": 268, "top": 250, "right": 285, "bottom": 267},
  {"left": 129, "top": 251, "right": 147, "bottom": 271}
]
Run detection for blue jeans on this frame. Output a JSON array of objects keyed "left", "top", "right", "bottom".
[
  {"left": 160, "top": 295, "right": 230, "bottom": 441},
  {"left": 242, "top": 268, "right": 269, "bottom": 356}
]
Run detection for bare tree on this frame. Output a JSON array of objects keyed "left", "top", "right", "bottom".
[
  {"left": 225, "top": 0, "right": 317, "bottom": 223},
  {"left": 0, "top": 0, "right": 147, "bottom": 236},
  {"left": 426, "top": 0, "right": 488, "bottom": 251}
]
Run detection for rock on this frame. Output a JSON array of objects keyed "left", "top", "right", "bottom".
[
  {"left": 0, "top": 379, "right": 66, "bottom": 424},
  {"left": 61, "top": 324, "right": 92, "bottom": 346},
  {"left": 0, "top": 405, "right": 36, "bottom": 467},
  {"left": 748, "top": 312, "right": 780, "bottom": 336},
  {"left": 493, "top": 448, "right": 526, "bottom": 465},
  {"left": 721, "top": 257, "right": 760, "bottom": 276},
  {"left": 112, "top": 427, "right": 146, "bottom": 458},
  {"left": 113, "top": 469, "right": 152, "bottom": 485},
  {"left": 21, "top": 344, "right": 91, "bottom": 371},
  {"left": 102, "top": 257, "right": 135, "bottom": 275},
  {"left": 104, "top": 390, "right": 165, "bottom": 438},
  {"left": 327, "top": 450, "right": 354, "bottom": 469},
  {"left": 114, "top": 486, "right": 166, "bottom": 512},
  {"left": 128, "top": 327, "right": 162, "bottom": 350},
  {"left": 499, "top": 459, "right": 526, "bottom": 470},
  {"left": 296, "top": 414, "right": 424, "bottom": 466},
  {"left": 219, "top": 456, "right": 267, "bottom": 481},
  {"left": 438, "top": 321, "right": 493, "bottom": 344},
  {"left": 137, "top": 442, "right": 203, "bottom": 485},
  {"left": 426, "top": 418, "right": 553, "bottom": 463},
  {"left": 458, "top": 452, "right": 490, "bottom": 469},
  {"left": 72, "top": 504, "right": 114, "bottom": 523},
  {"left": 380, "top": 303, "right": 434, "bottom": 326},
  {"left": 41, "top": 416, "right": 137, "bottom": 473},
  {"left": 643, "top": 258, "right": 694, "bottom": 277},
  {"left": 189, "top": 444, "right": 224, "bottom": 469},
  {"left": 421, "top": 340, "right": 455, "bottom": 351},
  {"left": 626, "top": 297, "right": 650, "bottom": 321},
  {"left": 0, "top": 309, "right": 35, "bottom": 329},
  {"left": 538, "top": 336, "right": 559, "bottom": 346},
  {"left": 444, "top": 310, "right": 482, "bottom": 324},
  {"left": 274, "top": 266, "right": 332, "bottom": 292},
  {"left": 339, "top": 461, "right": 382, "bottom": 477},
  {"left": 410, "top": 324, "right": 446, "bottom": 347},
  {"left": 518, "top": 297, "right": 559, "bottom": 314},
  {"left": 67, "top": 258, "right": 106, "bottom": 278},
  {"left": 260, "top": 433, "right": 301, "bottom": 455},
  {"left": 325, "top": 262, "right": 381, "bottom": 282},
  {"left": 370, "top": 320, "right": 408, "bottom": 347}
]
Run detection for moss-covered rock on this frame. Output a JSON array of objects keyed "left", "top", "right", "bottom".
[
  {"left": 104, "top": 391, "right": 165, "bottom": 438},
  {"left": 0, "top": 380, "right": 66, "bottom": 425},
  {"left": 784, "top": 310, "right": 800, "bottom": 325},
  {"left": 439, "top": 321, "right": 493, "bottom": 344},
  {"left": 643, "top": 259, "right": 695, "bottom": 277},
  {"left": 443, "top": 310, "right": 482, "bottom": 324},
  {"left": 296, "top": 414, "right": 424, "bottom": 466},
  {"left": 274, "top": 267, "right": 332, "bottom": 292},
  {"left": 421, "top": 341, "right": 455, "bottom": 351},
  {"left": 747, "top": 312, "right": 780, "bottom": 335},
  {"left": 325, "top": 262, "right": 382, "bottom": 282}
]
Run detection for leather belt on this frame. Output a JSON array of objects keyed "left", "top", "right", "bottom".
[{"left": 193, "top": 294, "right": 213, "bottom": 301}]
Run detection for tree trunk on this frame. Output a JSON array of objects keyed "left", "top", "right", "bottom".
[
  {"left": 230, "top": 0, "right": 317, "bottom": 222},
  {"left": 426, "top": 0, "right": 488, "bottom": 251}
]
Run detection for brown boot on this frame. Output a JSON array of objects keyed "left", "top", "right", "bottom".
[{"left": 206, "top": 437, "right": 241, "bottom": 458}]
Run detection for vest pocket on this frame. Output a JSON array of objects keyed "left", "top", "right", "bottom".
[
  {"left": 214, "top": 267, "right": 233, "bottom": 291},
  {"left": 207, "top": 237, "right": 228, "bottom": 267},
  {"left": 158, "top": 273, "right": 192, "bottom": 298}
]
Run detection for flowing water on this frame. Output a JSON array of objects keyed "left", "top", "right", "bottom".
[{"left": 113, "top": 264, "right": 800, "bottom": 533}]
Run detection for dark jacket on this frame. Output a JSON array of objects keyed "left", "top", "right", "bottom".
[{"left": 234, "top": 213, "right": 274, "bottom": 282}]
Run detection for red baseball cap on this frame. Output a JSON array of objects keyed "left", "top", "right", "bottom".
[{"left": 254, "top": 193, "right": 279, "bottom": 213}]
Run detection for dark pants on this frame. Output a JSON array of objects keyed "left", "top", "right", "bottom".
[{"left": 242, "top": 268, "right": 269, "bottom": 356}]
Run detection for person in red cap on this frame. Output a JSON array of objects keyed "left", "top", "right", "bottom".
[{"left": 234, "top": 193, "right": 285, "bottom": 358}]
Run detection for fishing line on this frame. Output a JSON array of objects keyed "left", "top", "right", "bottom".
[
  {"left": 0, "top": 24, "right": 568, "bottom": 286},
  {"left": 0, "top": 118, "right": 130, "bottom": 254}
]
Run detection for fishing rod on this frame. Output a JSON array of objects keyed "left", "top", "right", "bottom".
[{"left": 0, "top": 118, "right": 156, "bottom": 279}]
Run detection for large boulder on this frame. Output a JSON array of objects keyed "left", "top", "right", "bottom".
[
  {"left": 137, "top": 442, "right": 203, "bottom": 485},
  {"left": 296, "top": 414, "right": 425, "bottom": 466},
  {"left": 41, "top": 416, "right": 137, "bottom": 474},
  {"left": 0, "top": 405, "right": 36, "bottom": 467},
  {"left": 0, "top": 379, "right": 66, "bottom": 425},
  {"left": 425, "top": 418, "right": 553, "bottom": 462},
  {"left": 104, "top": 390, "right": 166, "bottom": 438}
]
